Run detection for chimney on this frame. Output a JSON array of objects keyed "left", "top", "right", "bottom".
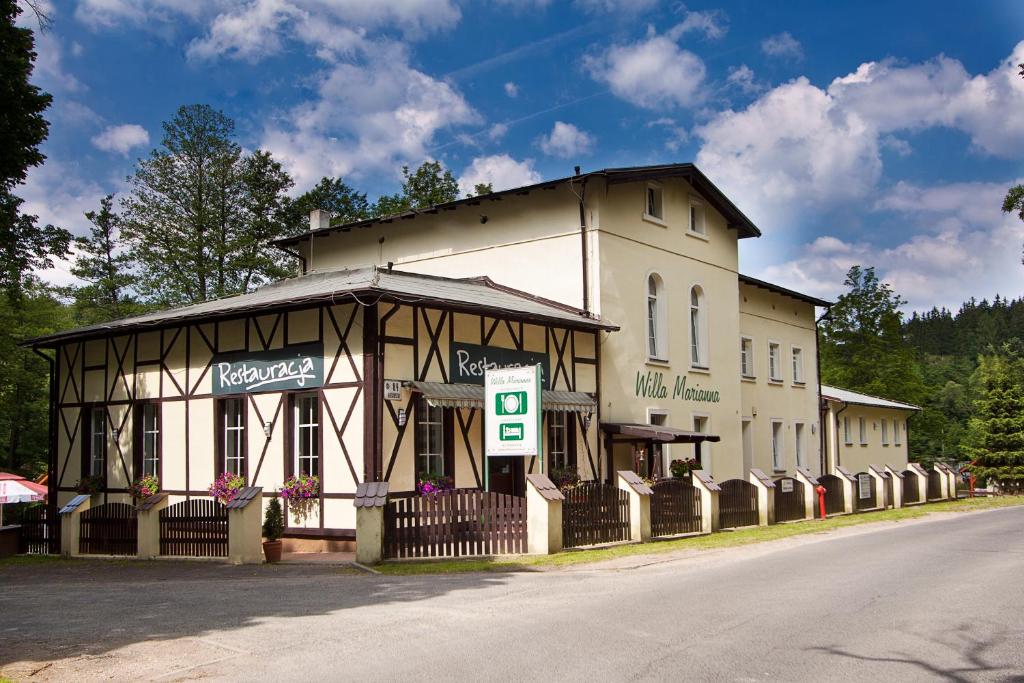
[{"left": 309, "top": 209, "right": 332, "bottom": 232}]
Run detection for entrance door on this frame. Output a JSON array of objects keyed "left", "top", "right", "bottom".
[{"left": 489, "top": 456, "right": 524, "bottom": 497}]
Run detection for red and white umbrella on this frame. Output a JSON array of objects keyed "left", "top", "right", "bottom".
[{"left": 0, "top": 473, "right": 48, "bottom": 525}]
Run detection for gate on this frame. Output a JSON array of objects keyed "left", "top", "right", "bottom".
[
  {"left": 384, "top": 489, "right": 526, "bottom": 558},
  {"left": 927, "top": 470, "right": 943, "bottom": 499},
  {"left": 14, "top": 505, "right": 59, "bottom": 554},
  {"left": 718, "top": 479, "right": 758, "bottom": 529},
  {"left": 902, "top": 470, "right": 920, "bottom": 504},
  {"left": 853, "top": 473, "right": 877, "bottom": 511},
  {"left": 79, "top": 502, "right": 137, "bottom": 555},
  {"left": 819, "top": 474, "right": 845, "bottom": 515},
  {"left": 773, "top": 477, "right": 806, "bottom": 523},
  {"left": 562, "top": 481, "right": 630, "bottom": 548},
  {"left": 159, "top": 498, "right": 229, "bottom": 557},
  {"left": 650, "top": 478, "right": 702, "bottom": 537}
]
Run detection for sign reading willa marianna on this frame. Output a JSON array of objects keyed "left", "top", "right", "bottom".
[
  {"left": 213, "top": 343, "right": 324, "bottom": 395},
  {"left": 635, "top": 370, "right": 721, "bottom": 404}
]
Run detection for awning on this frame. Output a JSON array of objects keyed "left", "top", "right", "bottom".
[
  {"left": 600, "top": 422, "right": 721, "bottom": 444},
  {"left": 404, "top": 381, "right": 596, "bottom": 413}
]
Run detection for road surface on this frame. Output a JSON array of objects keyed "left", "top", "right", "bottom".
[{"left": 2, "top": 507, "right": 1023, "bottom": 681}]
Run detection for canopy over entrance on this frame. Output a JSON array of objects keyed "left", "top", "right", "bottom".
[
  {"left": 404, "top": 381, "right": 596, "bottom": 413},
  {"left": 600, "top": 422, "right": 721, "bottom": 482}
]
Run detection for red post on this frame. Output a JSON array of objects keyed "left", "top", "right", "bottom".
[{"left": 815, "top": 485, "right": 827, "bottom": 520}]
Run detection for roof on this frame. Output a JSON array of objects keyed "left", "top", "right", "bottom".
[
  {"left": 354, "top": 482, "right": 389, "bottom": 508},
  {"left": 820, "top": 385, "right": 920, "bottom": 411},
  {"left": 600, "top": 422, "right": 722, "bottom": 444},
  {"left": 225, "top": 486, "right": 263, "bottom": 510},
  {"left": 274, "top": 163, "right": 762, "bottom": 248},
  {"left": 617, "top": 470, "right": 654, "bottom": 496},
  {"left": 525, "top": 474, "right": 565, "bottom": 502},
  {"left": 27, "top": 266, "right": 616, "bottom": 347},
  {"left": 738, "top": 274, "right": 832, "bottom": 308},
  {"left": 406, "top": 381, "right": 596, "bottom": 412}
]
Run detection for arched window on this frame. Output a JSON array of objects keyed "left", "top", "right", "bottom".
[
  {"left": 647, "top": 274, "right": 666, "bottom": 360},
  {"left": 690, "top": 285, "right": 708, "bottom": 368}
]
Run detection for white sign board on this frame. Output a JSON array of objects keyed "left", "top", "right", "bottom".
[
  {"left": 858, "top": 473, "right": 872, "bottom": 500},
  {"left": 485, "top": 364, "right": 542, "bottom": 458},
  {"left": 780, "top": 478, "right": 794, "bottom": 493},
  {"left": 383, "top": 380, "right": 402, "bottom": 401}
]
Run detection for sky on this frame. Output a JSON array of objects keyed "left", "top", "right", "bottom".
[{"left": 20, "top": 0, "right": 1024, "bottom": 313}]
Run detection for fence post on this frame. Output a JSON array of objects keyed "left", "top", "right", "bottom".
[
  {"left": 794, "top": 467, "right": 819, "bottom": 519},
  {"left": 748, "top": 469, "right": 774, "bottom": 526},
  {"left": 525, "top": 474, "right": 564, "bottom": 554},
  {"left": 836, "top": 466, "right": 856, "bottom": 514},
  {"left": 938, "top": 464, "right": 956, "bottom": 499},
  {"left": 58, "top": 494, "right": 91, "bottom": 558},
  {"left": 226, "top": 487, "right": 265, "bottom": 565},
  {"left": 868, "top": 466, "right": 888, "bottom": 509},
  {"left": 354, "top": 482, "right": 389, "bottom": 565},
  {"left": 884, "top": 465, "right": 904, "bottom": 508},
  {"left": 136, "top": 493, "right": 168, "bottom": 560},
  {"left": 690, "top": 470, "right": 720, "bottom": 534},
  {"left": 908, "top": 463, "right": 928, "bottom": 504},
  {"left": 617, "top": 471, "right": 652, "bottom": 543}
]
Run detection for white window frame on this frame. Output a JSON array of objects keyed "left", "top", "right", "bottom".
[
  {"left": 89, "top": 406, "right": 106, "bottom": 478},
  {"left": 740, "top": 336, "right": 755, "bottom": 378},
  {"left": 791, "top": 346, "right": 805, "bottom": 385},
  {"left": 293, "top": 392, "right": 320, "bottom": 478},
  {"left": 859, "top": 417, "right": 867, "bottom": 445},
  {"left": 843, "top": 416, "right": 852, "bottom": 445},
  {"left": 771, "top": 419, "right": 784, "bottom": 471},
  {"left": 417, "top": 397, "right": 445, "bottom": 478},
  {"left": 643, "top": 182, "right": 665, "bottom": 224},
  {"left": 646, "top": 272, "right": 668, "bottom": 362},
  {"left": 794, "top": 421, "right": 806, "bottom": 468},
  {"left": 548, "top": 410, "right": 568, "bottom": 471},
  {"left": 894, "top": 419, "right": 902, "bottom": 446},
  {"left": 648, "top": 408, "right": 670, "bottom": 477},
  {"left": 768, "top": 341, "right": 782, "bottom": 382},
  {"left": 881, "top": 418, "right": 889, "bottom": 446},
  {"left": 690, "top": 285, "right": 708, "bottom": 370},
  {"left": 221, "top": 397, "right": 246, "bottom": 477},
  {"left": 140, "top": 403, "right": 160, "bottom": 479},
  {"left": 688, "top": 197, "right": 707, "bottom": 238},
  {"left": 692, "top": 413, "right": 711, "bottom": 475}
]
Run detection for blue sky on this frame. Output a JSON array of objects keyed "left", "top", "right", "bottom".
[{"left": 22, "top": 0, "right": 1024, "bottom": 311}]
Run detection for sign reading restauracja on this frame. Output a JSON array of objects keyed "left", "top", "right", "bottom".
[
  {"left": 213, "top": 343, "right": 324, "bottom": 395},
  {"left": 634, "top": 370, "right": 721, "bottom": 404},
  {"left": 485, "top": 365, "right": 543, "bottom": 458},
  {"left": 450, "top": 342, "right": 551, "bottom": 388}
]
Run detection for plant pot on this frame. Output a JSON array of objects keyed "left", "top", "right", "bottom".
[{"left": 262, "top": 539, "right": 283, "bottom": 563}]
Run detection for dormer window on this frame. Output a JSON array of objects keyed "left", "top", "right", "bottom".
[
  {"left": 645, "top": 183, "right": 664, "bottom": 222},
  {"left": 689, "top": 199, "right": 706, "bottom": 236}
]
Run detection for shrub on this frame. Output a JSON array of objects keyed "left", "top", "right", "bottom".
[
  {"left": 262, "top": 498, "right": 284, "bottom": 542},
  {"left": 75, "top": 475, "right": 104, "bottom": 495},
  {"left": 670, "top": 458, "right": 698, "bottom": 478},
  {"left": 549, "top": 466, "right": 582, "bottom": 491},
  {"left": 417, "top": 473, "right": 454, "bottom": 496}
]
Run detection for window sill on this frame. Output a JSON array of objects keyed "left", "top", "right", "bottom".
[
  {"left": 686, "top": 230, "right": 709, "bottom": 242},
  {"left": 792, "top": 381, "right": 806, "bottom": 387},
  {"left": 689, "top": 365, "right": 711, "bottom": 375},
  {"left": 642, "top": 213, "right": 667, "bottom": 228},
  {"left": 768, "top": 378, "right": 784, "bottom": 385},
  {"left": 646, "top": 357, "right": 671, "bottom": 368},
  {"left": 773, "top": 469, "right": 787, "bottom": 475},
  {"left": 741, "top": 375, "right": 757, "bottom": 383}
]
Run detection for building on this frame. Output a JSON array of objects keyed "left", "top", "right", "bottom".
[
  {"left": 31, "top": 163, "right": 840, "bottom": 545},
  {"left": 820, "top": 385, "right": 920, "bottom": 475}
]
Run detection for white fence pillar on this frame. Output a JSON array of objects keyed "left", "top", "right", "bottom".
[
  {"left": 836, "top": 466, "right": 857, "bottom": 514},
  {"left": 617, "top": 471, "right": 652, "bottom": 543},
  {"left": 691, "top": 470, "right": 720, "bottom": 534},
  {"left": 869, "top": 465, "right": 888, "bottom": 509},
  {"left": 227, "top": 487, "right": 265, "bottom": 565},
  {"left": 884, "top": 465, "right": 904, "bottom": 508},
  {"left": 354, "top": 482, "right": 389, "bottom": 565},
  {"left": 794, "top": 467, "right": 819, "bottom": 519},
  {"left": 749, "top": 469, "right": 774, "bottom": 526},
  {"left": 525, "top": 474, "right": 564, "bottom": 555},
  {"left": 58, "top": 494, "right": 91, "bottom": 558},
  {"left": 136, "top": 493, "right": 168, "bottom": 560}
]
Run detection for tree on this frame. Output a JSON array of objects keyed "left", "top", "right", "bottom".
[
  {"left": 469, "top": 182, "right": 493, "bottom": 197},
  {"left": 68, "top": 194, "right": 141, "bottom": 324},
  {"left": 121, "top": 105, "right": 294, "bottom": 305},
  {"left": 819, "top": 265, "right": 923, "bottom": 402},
  {"left": 1001, "top": 184, "right": 1024, "bottom": 265},
  {"left": 286, "top": 176, "right": 370, "bottom": 232},
  {"left": 965, "top": 352, "right": 1024, "bottom": 492},
  {"left": 0, "top": 0, "right": 70, "bottom": 298},
  {"left": 372, "top": 161, "right": 459, "bottom": 216}
]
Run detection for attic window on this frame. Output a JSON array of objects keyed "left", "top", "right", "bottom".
[
  {"left": 645, "top": 183, "right": 664, "bottom": 222},
  {"left": 689, "top": 199, "right": 706, "bottom": 236}
]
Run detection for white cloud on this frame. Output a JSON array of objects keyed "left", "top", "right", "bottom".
[
  {"left": 666, "top": 9, "right": 727, "bottom": 41},
  {"left": 574, "top": 0, "right": 657, "bottom": 12},
  {"left": 726, "top": 64, "right": 764, "bottom": 95},
  {"left": 504, "top": 82, "right": 519, "bottom": 97},
  {"left": 880, "top": 135, "right": 912, "bottom": 157},
  {"left": 32, "top": 31, "right": 85, "bottom": 92},
  {"left": 537, "top": 121, "right": 594, "bottom": 158},
  {"left": 585, "top": 29, "right": 706, "bottom": 109},
  {"left": 488, "top": 123, "right": 509, "bottom": 141},
  {"left": 457, "top": 154, "right": 541, "bottom": 196},
  {"left": 186, "top": 0, "right": 303, "bottom": 63},
  {"left": 91, "top": 124, "right": 151, "bottom": 155},
  {"left": 260, "top": 44, "right": 479, "bottom": 188},
  {"left": 759, "top": 180, "right": 1024, "bottom": 311},
  {"left": 761, "top": 32, "right": 802, "bottom": 60}
]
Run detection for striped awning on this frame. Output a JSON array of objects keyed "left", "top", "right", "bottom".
[{"left": 404, "top": 381, "right": 595, "bottom": 413}]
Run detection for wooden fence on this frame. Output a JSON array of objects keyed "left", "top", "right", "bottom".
[
  {"left": 384, "top": 489, "right": 526, "bottom": 559},
  {"left": 14, "top": 505, "right": 59, "bottom": 554},
  {"left": 927, "top": 470, "right": 943, "bottom": 500},
  {"left": 854, "top": 473, "right": 877, "bottom": 512},
  {"left": 819, "top": 474, "right": 846, "bottom": 515},
  {"left": 718, "top": 479, "right": 758, "bottom": 529},
  {"left": 902, "top": 471, "right": 920, "bottom": 504},
  {"left": 159, "top": 498, "right": 229, "bottom": 558},
  {"left": 79, "top": 502, "right": 137, "bottom": 555},
  {"left": 773, "top": 477, "right": 806, "bottom": 523},
  {"left": 562, "top": 482, "right": 630, "bottom": 548},
  {"left": 650, "top": 478, "right": 702, "bottom": 537}
]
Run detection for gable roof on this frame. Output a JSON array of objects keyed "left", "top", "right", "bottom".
[
  {"left": 739, "top": 274, "right": 832, "bottom": 307},
  {"left": 273, "top": 163, "right": 762, "bottom": 249},
  {"left": 26, "top": 266, "right": 617, "bottom": 347},
  {"left": 820, "top": 384, "right": 920, "bottom": 411}
]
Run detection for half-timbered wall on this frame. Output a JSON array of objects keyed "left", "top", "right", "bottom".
[
  {"left": 379, "top": 303, "right": 600, "bottom": 494},
  {"left": 53, "top": 303, "right": 365, "bottom": 533}
]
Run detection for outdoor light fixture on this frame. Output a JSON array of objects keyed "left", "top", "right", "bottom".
[
  {"left": 263, "top": 421, "right": 273, "bottom": 438},
  {"left": 582, "top": 409, "right": 593, "bottom": 432}
]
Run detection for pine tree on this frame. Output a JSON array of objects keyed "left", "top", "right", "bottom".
[
  {"left": 965, "top": 353, "right": 1024, "bottom": 492},
  {"left": 68, "top": 194, "right": 141, "bottom": 324}
]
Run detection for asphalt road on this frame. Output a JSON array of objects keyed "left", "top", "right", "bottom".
[{"left": 2, "top": 507, "right": 1023, "bottom": 682}]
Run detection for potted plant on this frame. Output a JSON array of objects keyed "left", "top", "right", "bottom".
[
  {"left": 75, "top": 475, "right": 104, "bottom": 496},
  {"left": 262, "top": 498, "right": 284, "bottom": 563},
  {"left": 416, "top": 473, "right": 454, "bottom": 496},
  {"left": 208, "top": 472, "right": 245, "bottom": 505},
  {"left": 279, "top": 474, "right": 319, "bottom": 523},
  {"left": 549, "top": 466, "right": 582, "bottom": 492},
  {"left": 130, "top": 474, "right": 159, "bottom": 501},
  {"left": 670, "top": 458, "right": 699, "bottom": 479}
]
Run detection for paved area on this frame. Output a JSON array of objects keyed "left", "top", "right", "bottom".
[{"left": 2, "top": 507, "right": 1023, "bottom": 682}]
